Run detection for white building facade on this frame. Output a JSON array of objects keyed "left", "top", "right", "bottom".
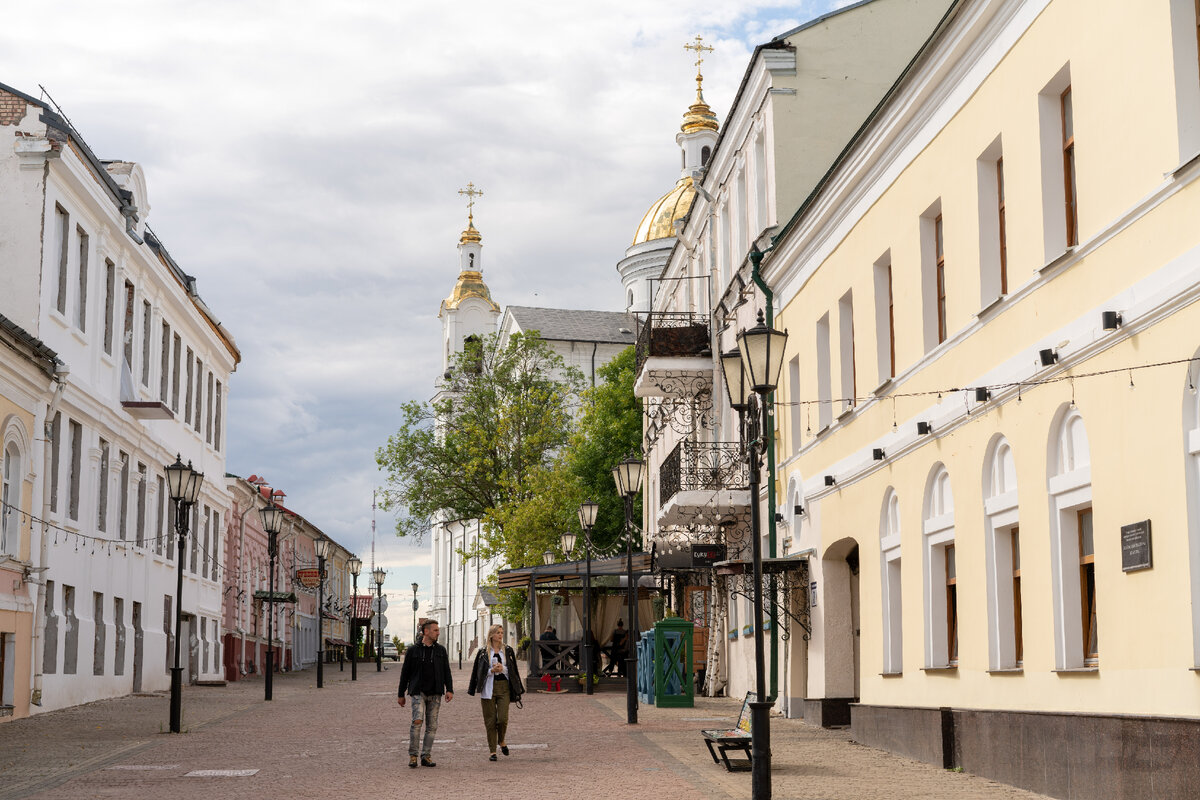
[{"left": 0, "top": 81, "right": 239, "bottom": 713}]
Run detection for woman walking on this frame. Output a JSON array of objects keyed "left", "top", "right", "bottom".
[{"left": 467, "top": 624, "right": 525, "bottom": 761}]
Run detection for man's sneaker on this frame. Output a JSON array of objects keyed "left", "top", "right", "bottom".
[
  {"left": 420, "top": 756, "right": 437, "bottom": 768},
  {"left": 409, "top": 755, "right": 418, "bottom": 769}
]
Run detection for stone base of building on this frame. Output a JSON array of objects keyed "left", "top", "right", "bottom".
[
  {"left": 800, "top": 697, "right": 856, "bottom": 727},
  {"left": 851, "top": 703, "right": 1200, "bottom": 799}
]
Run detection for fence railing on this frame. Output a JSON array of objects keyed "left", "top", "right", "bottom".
[
  {"left": 659, "top": 440, "right": 747, "bottom": 507},
  {"left": 634, "top": 312, "right": 710, "bottom": 377}
]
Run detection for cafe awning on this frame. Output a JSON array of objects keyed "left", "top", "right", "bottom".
[{"left": 496, "top": 552, "right": 652, "bottom": 590}]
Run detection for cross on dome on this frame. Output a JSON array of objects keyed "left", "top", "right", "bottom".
[{"left": 457, "top": 181, "right": 484, "bottom": 244}]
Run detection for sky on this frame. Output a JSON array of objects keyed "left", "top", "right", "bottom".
[{"left": 0, "top": 0, "right": 853, "bottom": 637}]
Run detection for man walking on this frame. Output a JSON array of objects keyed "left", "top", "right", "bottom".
[{"left": 398, "top": 619, "right": 454, "bottom": 768}]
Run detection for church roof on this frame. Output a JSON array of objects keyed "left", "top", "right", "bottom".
[
  {"left": 505, "top": 306, "right": 638, "bottom": 345},
  {"left": 443, "top": 269, "right": 500, "bottom": 312},
  {"left": 631, "top": 176, "right": 695, "bottom": 246}
]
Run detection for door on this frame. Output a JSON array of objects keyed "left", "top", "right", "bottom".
[{"left": 685, "top": 585, "right": 711, "bottom": 677}]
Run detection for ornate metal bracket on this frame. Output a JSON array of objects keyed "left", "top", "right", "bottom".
[{"left": 725, "top": 559, "right": 811, "bottom": 641}]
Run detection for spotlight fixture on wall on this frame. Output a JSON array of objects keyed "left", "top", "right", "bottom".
[
  {"left": 872, "top": 448, "right": 885, "bottom": 461},
  {"left": 824, "top": 475, "right": 836, "bottom": 487},
  {"left": 975, "top": 387, "right": 991, "bottom": 402},
  {"left": 1102, "top": 310, "right": 1123, "bottom": 331},
  {"left": 1039, "top": 348, "right": 1059, "bottom": 366},
  {"left": 917, "top": 421, "right": 933, "bottom": 435},
  {"left": 793, "top": 504, "right": 805, "bottom": 517}
]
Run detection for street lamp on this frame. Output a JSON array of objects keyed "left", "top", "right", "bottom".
[
  {"left": 259, "top": 497, "right": 284, "bottom": 701},
  {"left": 373, "top": 567, "right": 386, "bottom": 672},
  {"left": 575, "top": 500, "right": 598, "bottom": 696},
  {"left": 611, "top": 454, "right": 644, "bottom": 725},
  {"left": 348, "top": 557, "right": 362, "bottom": 681},
  {"left": 725, "top": 308, "right": 788, "bottom": 799},
  {"left": 542, "top": 550, "right": 555, "bottom": 565},
  {"left": 314, "top": 537, "right": 330, "bottom": 688},
  {"left": 411, "top": 582, "right": 419, "bottom": 644},
  {"left": 165, "top": 455, "right": 203, "bottom": 733}
]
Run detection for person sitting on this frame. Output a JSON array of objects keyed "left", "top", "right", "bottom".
[
  {"left": 539, "top": 625, "right": 557, "bottom": 641},
  {"left": 610, "top": 620, "right": 629, "bottom": 677}
]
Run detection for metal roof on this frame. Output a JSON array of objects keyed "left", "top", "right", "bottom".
[
  {"left": 505, "top": 306, "right": 638, "bottom": 345},
  {"left": 496, "top": 552, "right": 651, "bottom": 589}
]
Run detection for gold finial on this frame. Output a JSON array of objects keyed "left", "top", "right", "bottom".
[
  {"left": 457, "top": 182, "right": 484, "bottom": 244},
  {"left": 681, "top": 36, "right": 719, "bottom": 134}
]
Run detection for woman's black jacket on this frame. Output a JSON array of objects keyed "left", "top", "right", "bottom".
[{"left": 467, "top": 645, "right": 525, "bottom": 700}]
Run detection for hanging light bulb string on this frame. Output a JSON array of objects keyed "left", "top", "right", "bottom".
[{"left": 770, "top": 354, "right": 1199, "bottom": 409}]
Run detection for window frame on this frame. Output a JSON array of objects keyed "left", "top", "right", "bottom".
[
  {"left": 1061, "top": 86, "right": 1078, "bottom": 247},
  {"left": 1078, "top": 507, "right": 1098, "bottom": 665},
  {"left": 935, "top": 214, "right": 947, "bottom": 344}
]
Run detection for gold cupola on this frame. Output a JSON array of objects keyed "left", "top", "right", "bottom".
[
  {"left": 681, "top": 75, "right": 719, "bottom": 134},
  {"left": 443, "top": 182, "right": 499, "bottom": 313}
]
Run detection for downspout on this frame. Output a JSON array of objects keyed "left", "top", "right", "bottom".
[
  {"left": 31, "top": 363, "right": 68, "bottom": 707},
  {"left": 748, "top": 246, "right": 779, "bottom": 702},
  {"left": 591, "top": 342, "right": 598, "bottom": 389}
]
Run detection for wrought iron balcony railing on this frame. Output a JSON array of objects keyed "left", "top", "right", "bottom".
[
  {"left": 634, "top": 312, "right": 711, "bottom": 377},
  {"left": 659, "top": 440, "right": 748, "bottom": 508}
]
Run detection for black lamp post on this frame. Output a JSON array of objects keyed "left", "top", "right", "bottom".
[
  {"left": 723, "top": 309, "right": 788, "bottom": 800},
  {"left": 612, "top": 455, "right": 644, "bottom": 725},
  {"left": 373, "top": 567, "right": 386, "bottom": 672},
  {"left": 577, "top": 499, "right": 599, "bottom": 695},
  {"left": 165, "top": 455, "right": 203, "bottom": 733},
  {"left": 410, "top": 582, "right": 420, "bottom": 642},
  {"left": 348, "top": 557, "right": 361, "bottom": 681},
  {"left": 315, "top": 537, "right": 330, "bottom": 688},
  {"left": 259, "top": 498, "right": 284, "bottom": 701}
]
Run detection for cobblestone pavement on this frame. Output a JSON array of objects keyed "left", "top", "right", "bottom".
[{"left": 0, "top": 663, "right": 1052, "bottom": 800}]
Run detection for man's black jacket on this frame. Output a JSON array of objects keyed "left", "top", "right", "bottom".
[{"left": 397, "top": 641, "right": 454, "bottom": 697}]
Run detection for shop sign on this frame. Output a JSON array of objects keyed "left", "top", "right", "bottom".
[{"left": 296, "top": 567, "right": 322, "bottom": 588}]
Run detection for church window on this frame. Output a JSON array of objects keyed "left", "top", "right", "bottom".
[{"left": 701, "top": 146, "right": 711, "bottom": 166}]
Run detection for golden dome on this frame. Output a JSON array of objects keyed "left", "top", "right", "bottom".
[
  {"left": 632, "top": 176, "right": 695, "bottom": 246},
  {"left": 681, "top": 76, "right": 718, "bottom": 134},
  {"left": 460, "top": 215, "right": 482, "bottom": 245},
  {"left": 443, "top": 269, "right": 499, "bottom": 312}
]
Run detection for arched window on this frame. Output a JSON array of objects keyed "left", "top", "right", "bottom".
[
  {"left": 879, "top": 488, "right": 903, "bottom": 673},
  {"left": 983, "top": 435, "right": 1022, "bottom": 669},
  {"left": 701, "top": 146, "right": 711, "bottom": 166},
  {"left": 627, "top": 289, "right": 634, "bottom": 311},
  {"left": 1046, "top": 405, "right": 1095, "bottom": 668},
  {"left": 1, "top": 442, "right": 20, "bottom": 556},
  {"left": 922, "top": 464, "right": 957, "bottom": 667}
]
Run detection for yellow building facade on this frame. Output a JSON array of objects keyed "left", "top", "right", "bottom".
[{"left": 756, "top": 0, "right": 1200, "bottom": 795}]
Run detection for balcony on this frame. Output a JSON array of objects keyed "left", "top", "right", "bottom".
[
  {"left": 657, "top": 440, "right": 750, "bottom": 527},
  {"left": 633, "top": 312, "right": 712, "bottom": 399}
]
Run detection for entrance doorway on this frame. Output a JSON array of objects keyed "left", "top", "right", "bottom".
[{"left": 817, "top": 538, "right": 860, "bottom": 726}]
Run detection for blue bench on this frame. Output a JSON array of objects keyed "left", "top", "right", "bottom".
[{"left": 700, "top": 692, "right": 754, "bottom": 771}]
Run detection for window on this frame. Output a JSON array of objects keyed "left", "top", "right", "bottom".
[
  {"left": 156, "top": 475, "right": 165, "bottom": 556},
  {"left": 838, "top": 290, "right": 856, "bottom": 413},
  {"left": 935, "top": 215, "right": 947, "bottom": 344},
  {"left": 202, "top": 506, "right": 210, "bottom": 579},
  {"left": 1061, "top": 87, "right": 1078, "bottom": 248},
  {"left": 141, "top": 301, "right": 152, "bottom": 386},
  {"left": 701, "top": 145, "right": 711, "bottom": 166},
  {"left": 211, "top": 510, "right": 220, "bottom": 578},
  {"left": 205, "top": 375, "right": 213, "bottom": 444},
  {"left": 214, "top": 380, "right": 223, "bottom": 452},
  {"left": 55, "top": 205, "right": 69, "bottom": 316},
  {"left": 43, "top": 580, "right": 57, "bottom": 675},
  {"left": 118, "top": 451, "right": 129, "bottom": 541},
  {"left": 136, "top": 463, "right": 147, "bottom": 547},
  {"left": 113, "top": 597, "right": 125, "bottom": 676},
  {"left": 194, "top": 358, "right": 203, "bottom": 434},
  {"left": 880, "top": 489, "right": 903, "bottom": 674},
  {"left": 76, "top": 227, "right": 89, "bottom": 331},
  {"left": 160, "top": 322, "right": 170, "bottom": 401},
  {"left": 63, "top": 584, "right": 78, "bottom": 674},
  {"left": 0, "top": 632, "right": 13, "bottom": 708},
  {"left": 184, "top": 348, "right": 194, "bottom": 426},
  {"left": 67, "top": 420, "right": 81, "bottom": 522},
  {"left": 816, "top": 312, "right": 832, "bottom": 430},
  {"left": 123, "top": 281, "right": 135, "bottom": 367},
  {"left": 93, "top": 591, "right": 105, "bottom": 676},
  {"left": 976, "top": 137, "right": 1007, "bottom": 306},
  {"left": 171, "top": 334, "right": 182, "bottom": 412},
  {"left": 49, "top": 412, "right": 61, "bottom": 514},
  {"left": 163, "top": 596, "right": 172, "bottom": 673},
  {"left": 872, "top": 254, "right": 895, "bottom": 384},
  {"left": 190, "top": 504, "right": 199, "bottom": 573},
  {"left": 788, "top": 356, "right": 802, "bottom": 450},
  {"left": 103, "top": 260, "right": 115, "bottom": 355},
  {"left": 997, "top": 159, "right": 1008, "bottom": 294},
  {"left": 1, "top": 443, "right": 20, "bottom": 555},
  {"left": 945, "top": 544, "right": 958, "bottom": 666},
  {"left": 97, "top": 439, "right": 109, "bottom": 533},
  {"left": 1078, "top": 508, "right": 1097, "bottom": 664},
  {"left": 1012, "top": 528, "right": 1023, "bottom": 666}
]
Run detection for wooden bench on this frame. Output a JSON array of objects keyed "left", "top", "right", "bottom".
[{"left": 700, "top": 692, "right": 754, "bottom": 771}]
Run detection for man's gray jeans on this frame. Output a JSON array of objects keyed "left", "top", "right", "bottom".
[{"left": 408, "top": 694, "right": 442, "bottom": 757}]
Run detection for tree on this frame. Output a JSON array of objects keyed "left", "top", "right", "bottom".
[{"left": 376, "top": 330, "right": 583, "bottom": 547}]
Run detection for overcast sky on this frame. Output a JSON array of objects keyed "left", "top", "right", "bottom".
[{"left": 0, "top": 0, "right": 851, "bottom": 635}]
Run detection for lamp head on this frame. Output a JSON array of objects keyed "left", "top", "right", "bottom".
[
  {"left": 737, "top": 309, "right": 789, "bottom": 394},
  {"left": 577, "top": 499, "right": 599, "bottom": 530},
  {"left": 543, "top": 550, "right": 555, "bottom": 566},
  {"left": 560, "top": 530, "right": 577, "bottom": 556},
  {"left": 347, "top": 556, "right": 362, "bottom": 577},
  {"left": 372, "top": 567, "right": 386, "bottom": 586},
  {"left": 314, "top": 537, "right": 330, "bottom": 560},
  {"left": 719, "top": 347, "right": 749, "bottom": 410}
]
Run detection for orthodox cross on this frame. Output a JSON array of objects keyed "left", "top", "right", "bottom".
[
  {"left": 684, "top": 35, "right": 715, "bottom": 78},
  {"left": 458, "top": 182, "right": 484, "bottom": 224}
]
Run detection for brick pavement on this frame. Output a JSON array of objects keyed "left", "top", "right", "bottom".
[{"left": 0, "top": 662, "right": 1052, "bottom": 800}]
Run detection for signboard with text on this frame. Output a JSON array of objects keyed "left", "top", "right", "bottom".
[
  {"left": 1120, "top": 520, "right": 1152, "bottom": 572},
  {"left": 692, "top": 543, "right": 726, "bottom": 568},
  {"left": 296, "top": 567, "right": 321, "bottom": 588}
]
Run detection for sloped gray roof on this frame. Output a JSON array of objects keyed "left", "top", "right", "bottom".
[{"left": 506, "top": 306, "right": 638, "bottom": 345}]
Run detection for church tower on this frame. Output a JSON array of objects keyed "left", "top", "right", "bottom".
[
  {"left": 617, "top": 36, "right": 720, "bottom": 314},
  {"left": 438, "top": 183, "right": 500, "bottom": 373}
]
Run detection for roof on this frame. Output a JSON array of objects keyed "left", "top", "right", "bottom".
[
  {"left": 632, "top": 176, "right": 695, "bottom": 246},
  {"left": 496, "top": 552, "right": 652, "bottom": 590},
  {"left": 478, "top": 586, "right": 499, "bottom": 606},
  {"left": 352, "top": 595, "right": 375, "bottom": 619},
  {"left": 505, "top": 306, "right": 638, "bottom": 345},
  {"left": 0, "top": 312, "right": 60, "bottom": 377}
]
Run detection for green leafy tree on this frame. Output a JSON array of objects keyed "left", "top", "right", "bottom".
[{"left": 376, "top": 331, "right": 583, "bottom": 549}]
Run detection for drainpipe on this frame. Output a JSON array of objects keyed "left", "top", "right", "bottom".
[
  {"left": 30, "top": 362, "right": 68, "bottom": 707},
  {"left": 747, "top": 246, "right": 779, "bottom": 702}
]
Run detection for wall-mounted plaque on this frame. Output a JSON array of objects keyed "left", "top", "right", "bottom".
[
  {"left": 691, "top": 543, "right": 726, "bottom": 567},
  {"left": 1120, "top": 520, "right": 1152, "bottom": 572}
]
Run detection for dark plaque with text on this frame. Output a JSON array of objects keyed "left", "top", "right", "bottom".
[
  {"left": 692, "top": 543, "right": 726, "bottom": 568},
  {"left": 1120, "top": 520, "right": 1152, "bottom": 572}
]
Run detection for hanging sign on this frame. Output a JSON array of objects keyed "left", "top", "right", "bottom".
[
  {"left": 691, "top": 543, "right": 726, "bottom": 567},
  {"left": 296, "top": 567, "right": 321, "bottom": 588},
  {"left": 1120, "top": 520, "right": 1152, "bottom": 572}
]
